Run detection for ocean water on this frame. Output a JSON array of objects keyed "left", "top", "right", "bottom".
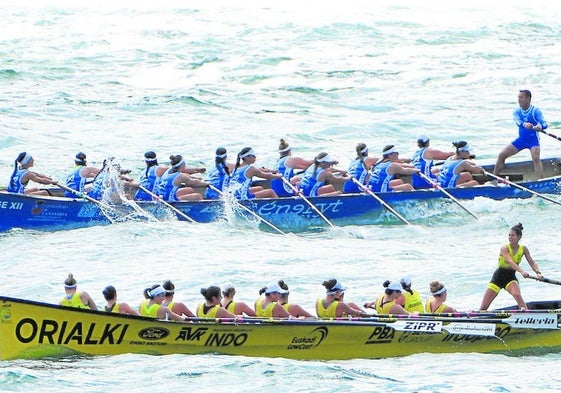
[{"left": 1, "top": 1, "right": 561, "bottom": 392}]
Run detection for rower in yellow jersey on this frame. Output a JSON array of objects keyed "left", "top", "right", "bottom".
[{"left": 59, "top": 273, "right": 96, "bottom": 310}]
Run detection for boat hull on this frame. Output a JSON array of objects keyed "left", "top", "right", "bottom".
[
  {"left": 1, "top": 297, "right": 561, "bottom": 360},
  {"left": 1, "top": 158, "right": 560, "bottom": 232}
]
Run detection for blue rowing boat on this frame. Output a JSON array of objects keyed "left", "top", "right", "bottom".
[{"left": 1, "top": 158, "right": 560, "bottom": 232}]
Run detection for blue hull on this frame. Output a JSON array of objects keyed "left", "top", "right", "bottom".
[
  {"left": 2, "top": 174, "right": 560, "bottom": 233},
  {"left": 0, "top": 193, "right": 111, "bottom": 232}
]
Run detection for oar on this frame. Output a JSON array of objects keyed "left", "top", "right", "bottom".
[
  {"left": 483, "top": 170, "right": 561, "bottom": 207},
  {"left": 136, "top": 184, "right": 196, "bottom": 223},
  {"left": 536, "top": 128, "right": 561, "bottom": 142},
  {"left": 208, "top": 184, "right": 286, "bottom": 235},
  {"left": 280, "top": 177, "right": 335, "bottom": 228},
  {"left": 351, "top": 178, "right": 411, "bottom": 225},
  {"left": 55, "top": 182, "right": 115, "bottom": 223},
  {"left": 417, "top": 172, "right": 478, "bottom": 220},
  {"left": 528, "top": 275, "right": 561, "bottom": 286}
]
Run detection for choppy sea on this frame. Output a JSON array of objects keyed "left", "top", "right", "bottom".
[{"left": 2, "top": 1, "right": 561, "bottom": 391}]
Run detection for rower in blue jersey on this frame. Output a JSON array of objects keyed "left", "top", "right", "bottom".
[
  {"left": 155, "top": 154, "right": 209, "bottom": 201},
  {"left": 229, "top": 147, "right": 282, "bottom": 199},
  {"left": 367, "top": 145, "right": 418, "bottom": 192},
  {"left": 204, "top": 147, "right": 234, "bottom": 199},
  {"left": 299, "top": 152, "right": 350, "bottom": 197},
  {"left": 7, "top": 152, "right": 56, "bottom": 196},
  {"left": 411, "top": 135, "right": 454, "bottom": 189},
  {"left": 64, "top": 152, "right": 99, "bottom": 197},
  {"left": 342, "top": 142, "right": 379, "bottom": 193},
  {"left": 437, "top": 141, "right": 483, "bottom": 188},
  {"left": 270, "top": 139, "right": 313, "bottom": 197},
  {"left": 494, "top": 90, "right": 549, "bottom": 179},
  {"left": 134, "top": 151, "right": 167, "bottom": 201}
]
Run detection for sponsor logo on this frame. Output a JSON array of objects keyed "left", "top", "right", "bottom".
[
  {"left": 443, "top": 322, "right": 496, "bottom": 337},
  {"left": 31, "top": 201, "right": 44, "bottom": 215},
  {"left": 287, "top": 326, "right": 328, "bottom": 350},
  {"left": 15, "top": 318, "right": 129, "bottom": 345},
  {"left": 397, "top": 332, "right": 434, "bottom": 344},
  {"left": 257, "top": 200, "right": 344, "bottom": 219},
  {"left": 0, "top": 201, "right": 24, "bottom": 210},
  {"left": 505, "top": 314, "right": 557, "bottom": 329},
  {"left": 138, "top": 327, "right": 170, "bottom": 340},
  {"left": 365, "top": 326, "right": 395, "bottom": 344},
  {"left": 77, "top": 203, "right": 103, "bottom": 218},
  {"left": 175, "top": 327, "right": 248, "bottom": 347},
  {"left": 392, "top": 320, "right": 442, "bottom": 332},
  {"left": 1, "top": 305, "right": 11, "bottom": 321},
  {"left": 176, "top": 326, "right": 208, "bottom": 342},
  {"left": 442, "top": 326, "right": 511, "bottom": 342}
]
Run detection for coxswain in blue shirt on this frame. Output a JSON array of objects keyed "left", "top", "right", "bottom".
[{"left": 494, "top": 89, "right": 549, "bottom": 179}]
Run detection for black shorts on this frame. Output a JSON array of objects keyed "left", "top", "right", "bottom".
[{"left": 490, "top": 267, "right": 517, "bottom": 291}]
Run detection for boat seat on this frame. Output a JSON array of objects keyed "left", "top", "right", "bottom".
[{"left": 475, "top": 173, "right": 524, "bottom": 183}]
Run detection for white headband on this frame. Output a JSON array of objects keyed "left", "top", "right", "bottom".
[
  {"left": 240, "top": 149, "right": 256, "bottom": 159},
  {"left": 216, "top": 153, "right": 227, "bottom": 160},
  {"left": 317, "top": 154, "right": 336, "bottom": 163},
  {"left": 149, "top": 286, "right": 165, "bottom": 298},
  {"left": 457, "top": 144, "right": 471, "bottom": 152},
  {"left": 432, "top": 286, "right": 447, "bottom": 296},
  {"left": 145, "top": 157, "right": 157, "bottom": 163},
  {"left": 360, "top": 146, "right": 368, "bottom": 154},
  {"left": 20, "top": 153, "right": 32, "bottom": 166},
  {"left": 383, "top": 146, "right": 398, "bottom": 156},
  {"left": 173, "top": 159, "right": 185, "bottom": 168},
  {"left": 279, "top": 146, "right": 291, "bottom": 153}
]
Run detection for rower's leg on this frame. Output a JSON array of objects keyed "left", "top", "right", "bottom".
[
  {"left": 530, "top": 146, "right": 543, "bottom": 179},
  {"left": 494, "top": 144, "right": 518, "bottom": 175}
]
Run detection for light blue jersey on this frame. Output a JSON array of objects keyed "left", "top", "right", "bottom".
[
  {"left": 368, "top": 161, "right": 393, "bottom": 192},
  {"left": 437, "top": 159, "right": 463, "bottom": 188},
  {"left": 411, "top": 148, "right": 435, "bottom": 189},
  {"left": 8, "top": 168, "right": 28, "bottom": 194}
]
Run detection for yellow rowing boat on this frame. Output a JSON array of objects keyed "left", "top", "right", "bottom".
[{"left": 1, "top": 296, "right": 561, "bottom": 360}]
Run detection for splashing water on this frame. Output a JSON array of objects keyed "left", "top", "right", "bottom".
[{"left": 99, "top": 158, "right": 158, "bottom": 223}]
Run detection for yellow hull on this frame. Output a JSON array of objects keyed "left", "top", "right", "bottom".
[{"left": 1, "top": 297, "right": 561, "bottom": 360}]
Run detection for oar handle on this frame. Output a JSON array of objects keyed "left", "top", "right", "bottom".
[
  {"left": 527, "top": 275, "right": 561, "bottom": 286},
  {"left": 537, "top": 128, "right": 561, "bottom": 142}
]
